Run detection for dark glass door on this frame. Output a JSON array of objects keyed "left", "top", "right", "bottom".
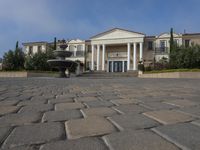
[
  {"left": 109, "top": 61, "right": 112, "bottom": 72},
  {"left": 113, "top": 61, "right": 123, "bottom": 72}
]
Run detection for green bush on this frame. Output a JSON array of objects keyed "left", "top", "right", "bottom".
[{"left": 170, "top": 44, "right": 200, "bottom": 69}]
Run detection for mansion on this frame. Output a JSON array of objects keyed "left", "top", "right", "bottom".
[{"left": 23, "top": 28, "right": 200, "bottom": 73}]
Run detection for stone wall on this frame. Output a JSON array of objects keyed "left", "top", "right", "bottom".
[
  {"left": 0, "top": 72, "right": 58, "bottom": 78},
  {"left": 139, "top": 72, "right": 200, "bottom": 79}
]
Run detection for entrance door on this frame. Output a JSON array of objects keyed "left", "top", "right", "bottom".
[
  {"left": 113, "top": 61, "right": 123, "bottom": 72},
  {"left": 109, "top": 61, "right": 112, "bottom": 72}
]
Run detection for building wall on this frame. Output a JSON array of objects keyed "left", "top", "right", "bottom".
[{"left": 182, "top": 34, "right": 200, "bottom": 46}]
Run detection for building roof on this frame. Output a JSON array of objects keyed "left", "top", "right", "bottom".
[
  {"left": 183, "top": 33, "right": 200, "bottom": 36},
  {"left": 22, "top": 41, "right": 48, "bottom": 46},
  {"left": 90, "top": 28, "right": 145, "bottom": 39}
]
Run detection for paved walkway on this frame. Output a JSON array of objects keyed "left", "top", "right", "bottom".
[{"left": 0, "top": 77, "right": 200, "bottom": 150}]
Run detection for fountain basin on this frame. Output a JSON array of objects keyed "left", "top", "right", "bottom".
[
  {"left": 47, "top": 60, "right": 76, "bottom": 68},
  {"left": 53, "top": 50, "right": 73, "bottom": 58},
  {"left": 47, "top": 59, "right": 77, "bottom": 78}
]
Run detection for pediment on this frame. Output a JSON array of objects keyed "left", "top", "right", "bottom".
[
  {"left": 90, "top": 28, "right": 145, "bottom": 40},
  {"left": 158, "top": 33, "right": 181, "bottom": 38}
]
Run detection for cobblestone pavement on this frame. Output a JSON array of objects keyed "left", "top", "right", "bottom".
[{"left": 0, "top": 77, "right": 200, "bottom": 150}]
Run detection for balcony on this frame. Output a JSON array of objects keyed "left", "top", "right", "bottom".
[{"left": 155, "top": 47, "right": 169, "bottom": 54}]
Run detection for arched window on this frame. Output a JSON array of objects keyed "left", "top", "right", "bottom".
[{"left": 77, "top": 45, "right": 83, "bottom": 51}]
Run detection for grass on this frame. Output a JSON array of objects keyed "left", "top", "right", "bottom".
[{"left": 144, "top": 69, "right": 200, "bottom": 74}]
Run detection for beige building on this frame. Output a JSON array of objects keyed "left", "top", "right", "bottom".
[{"left": 22, "top": 28, "right": 200, "bottom": 73}]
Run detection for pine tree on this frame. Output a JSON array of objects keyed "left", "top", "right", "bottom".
[
  {"left": 54, "top": 37, "right": 57, "bottom": 50},
  {"left": 170, "top": 28, "right": 174, "bottom": 52}
]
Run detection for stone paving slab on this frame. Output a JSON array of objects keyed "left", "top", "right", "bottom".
[
  {"left": 55, "top": 102, "right": 85, "bottom": 111},
  {"left": 141, "top": 102, "right": 177, "bottom": 110},
  {"left": 114, "top": 104, "right": 149, "bottom": 114},
  {"left": 0, "top": 112, "right": 42, "bottom": 127},
  {"left": 56, "top": 94, "right": 77, "bottom": 99},
  {"left": 144, "top": 110, "right": 194, "bottom": 125},
  {"left": 153, "top": 123, "right": 200, "bottom": 150},
  {"left": 0, "top": 127, "right": 12, "bottom": 144},
  {"left": 42, "top": 110, "right": 83, "bottom": 122},
  {"left": 178, "top": 105, "right": 200, "bottom": 118},
  {"left": 65, "top": 116, "right": 117, "bottom": 139},
  {"left": 0, "top": 100, "right": 20, "bottom": 106},
  {"left": 19, "top": 104, "right": 53, "bottom": 113},
  {"left": 0, "top": 78, "right": 200, "bottom": 149},
  {"left": 0, "top": 106, "right": 20, "bottom": 116},
  {"left": 103, "top": 130, "right": 179, "bottom": 150},
  {"left": 164, "top": 99, "right": 197, "bottom": 107},
  {"left": 109, "top": 114, "right": 159, "bottom": 131},
  {"left": 2, "top": 122, "right": 65, "bottom": 149},
  {"left": 192, "top": 119, "right": 200, "bottom": 126},
  {"left": 82, "top": 107, "right": 118, "bottom": 117},
  {"left": 40, "top": 137, "right": 108, "bottom": 150},
  {"left": 1, "top": 145, "right": 37, "bottom": 150},
  {"left": 85, "top": 100, "right": 114, "bottom": 108},
  {"left": 48, "top": 98, "right": 74, "bottom": 104},
  {"left": 110, "top": 98, "right": 140, "bottom": 105},
  {"left": 75, "top": 96, "right": 99, "bottom": 102},
  {"left": 17, "top": 100, "right": 47, "bottom": 106}
]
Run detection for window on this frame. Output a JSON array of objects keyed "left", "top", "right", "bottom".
[
  {"left": 28, "top": 46, "right": 33, "bottom": 55},
  {"left": 148, "top": 41, "right": 153, "bottom": 50},
  {"left": 160, "top": 40, "right": 166, "bottom": 52},
  {"left": 185, "top": 40, "right": 190, "bottom": 48},
  {"left": 69, "top": 45, "right": 75, "bottom": 51},
  {"left": 174, "top": 39, "right": 179, "bottom": 46},
  {"left": 38, "top": 46, "right": 42, "bottom": 53},
  {"left": 77, "top": 45, "right": 83, "bottom": 51}
]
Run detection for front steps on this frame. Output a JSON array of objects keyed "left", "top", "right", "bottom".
[{"left": 78, "top": 71, "right": 138, "bottom": 78}]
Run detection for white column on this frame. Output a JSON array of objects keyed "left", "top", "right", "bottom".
[
  {"left": 97, "top": 45, "right": 100, "bottom": 71},
  {"left": 127, "top": 43, "right": 130, "bottom": 70},
  {"left": 122, "top": 61, "right": 125, "bottom": 72},
  {"left": 91, "top": 45, "right": 94, "bottom": 70},
  {"left": 102, "top": 44, "right": 105, "bottom": 71},
  {"left": 133, "top": 43, "right": 137, "bottom": 70},
  {"left": 139, "top": 42, "right": 143, "bottom": 61}
]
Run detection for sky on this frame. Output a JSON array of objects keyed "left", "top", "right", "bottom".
[{"left": 0, "top": 0, "right": 200, "bottom": 57}]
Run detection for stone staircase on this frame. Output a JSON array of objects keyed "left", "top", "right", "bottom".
[{"left": 78, "top": 71, "right": 138, "bottom": 78}]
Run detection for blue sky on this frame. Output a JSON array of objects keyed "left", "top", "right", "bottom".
[{"left": 0, "top": 0, "right": 200, "bottom": 57}]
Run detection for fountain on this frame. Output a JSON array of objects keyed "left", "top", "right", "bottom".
[{"left": 47, "top": 39, "right": 77, "bottom": 78}]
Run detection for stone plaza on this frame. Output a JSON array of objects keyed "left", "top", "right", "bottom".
[{"left": 0, "top": 77, "right": 200, "bottom": 150}]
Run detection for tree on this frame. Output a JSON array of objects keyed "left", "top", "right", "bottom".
[
  {"left": 2, "top": 50, "right": 15, "bottom": 70},
  {"left": 54, "top": 37, "right": 57, "bottom": 50},
  {"left": 170, "top": 28, "right": 174, "bottom": 52},
  {"left": 2, "top": 41, "right": 25, "bottom": 70}
]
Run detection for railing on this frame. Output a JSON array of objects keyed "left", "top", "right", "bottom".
[{"left": 155, "top": 47, "right": 169, "bottom": 54}]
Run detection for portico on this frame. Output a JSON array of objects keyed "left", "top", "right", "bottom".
[{"left": 90, "top": 28, "right": 145, "bottom": 72}]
